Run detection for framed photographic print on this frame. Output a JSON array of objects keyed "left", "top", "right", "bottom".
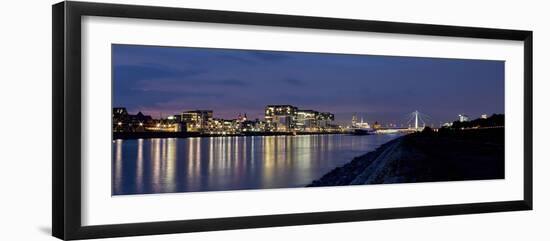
[{"left": 52, "top": 1, "right": 533, "bottom": 240}]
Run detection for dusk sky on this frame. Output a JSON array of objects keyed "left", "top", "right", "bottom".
[{"left": 113, "top": 44, "right": 504, "bottom": 126}]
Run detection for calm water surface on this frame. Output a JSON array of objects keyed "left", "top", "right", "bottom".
[{"left": 112, "top": 134, "right": 400, "bottom": 195}]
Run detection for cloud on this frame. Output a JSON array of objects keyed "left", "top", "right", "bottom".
[
  {"left": 113, "top": 63, "right": 205, "bottom": 82},
  {"left": 282, "top": 78, "right": 307, "bottom": 86},
  {"left": 133, "top": 78, "right": 250, "bottom": 93},
  {"left": 249, "top": 51, "right": 291, "bottom": 62},
  {"left": 216, "top": 54, "right": 256, "bottom": 64},
  {"left": 213, "top": 79, "right": 249, "bottom": 86}
]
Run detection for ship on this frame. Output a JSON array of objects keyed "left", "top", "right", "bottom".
[
  {"left": 351, "top": 115, "right": 374, "bottom": 135},
  {"left": 353, "top": 128, "right": 374, "bottom": 135}
]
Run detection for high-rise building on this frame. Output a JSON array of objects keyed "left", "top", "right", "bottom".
[
  {"left": 295, "top": 110, "right": 318, "bottom": 131},
  {"left": 264, "top": 105, "right": 334, "bottom": 132},
  {"left": 265, "top": 105, "right": 297, "bottom": 131},
  {"left": 181, "top": 110, "right": 213, "bottom": 132},
  {"left": 316, "top": 112, "right": 335, "bottom": 128}
]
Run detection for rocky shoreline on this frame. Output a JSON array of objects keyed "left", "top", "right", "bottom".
[{"left": 308, "top": 128, "right": 504, "bottom": 187}]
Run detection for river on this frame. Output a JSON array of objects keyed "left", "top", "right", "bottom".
[{"left": 112, "top": 134, "right": 401, "bottom": 195}]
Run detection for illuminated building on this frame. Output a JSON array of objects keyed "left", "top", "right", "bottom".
[
  {"left": 113, "top": 105, "right": 338, "bottom": 134},
  {"left": 316, "top": 112, "right": 335, "bottom": 128},
  {"left": 264, "top": 105, "right": 335, "bottom": 132},
  {"left": 265, "top": 105, "right": 297, "bottom": 131},
  {"left": 181, "top": 110, "right": 213, "bottom": 132},
  {"left": 241, "top": 119, "right": 259, "bottom": 132},
  {"left": 295, "top": 110, "right": 318, "bottom": 131},
  {"left": 149, "top": 115, "right": 185, "bottom": 132},
  {"left": 458, "top": 114, "right": 470, "bottom": 122}
]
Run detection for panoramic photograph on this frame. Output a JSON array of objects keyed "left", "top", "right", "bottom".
[{"left": 111, "top": 44, "right": 505, "bottom": 196}]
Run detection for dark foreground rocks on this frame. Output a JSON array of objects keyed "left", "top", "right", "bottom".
[{"left": 308, "top": 128, "right": 504, "bottom": 187}]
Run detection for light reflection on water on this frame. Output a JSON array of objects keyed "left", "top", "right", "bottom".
[{"left": 112, "top": 134, "right": 400, "bottom": 195}]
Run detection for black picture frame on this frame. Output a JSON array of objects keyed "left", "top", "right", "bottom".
[{"left": 52, "top": 1, "right": 533, "bottom": 240}]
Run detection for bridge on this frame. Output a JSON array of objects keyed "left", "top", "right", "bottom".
[{"left": 372, "top": 110, "right": 432, "bottom": 134}]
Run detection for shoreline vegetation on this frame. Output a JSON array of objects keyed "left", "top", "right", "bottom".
[{"left": 308, "top": 116, "right": 505, "bottom": 187}]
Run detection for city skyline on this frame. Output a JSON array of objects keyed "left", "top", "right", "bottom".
[{"left": 113, "top": 44, "right": 504, "bottom": 125}]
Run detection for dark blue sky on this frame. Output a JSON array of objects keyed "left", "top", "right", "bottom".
[{"left": 113, "top": 44, "right": 504, "bottom": 126}]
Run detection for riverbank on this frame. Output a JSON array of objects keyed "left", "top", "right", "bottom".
[
  {"left": 308, "top": 128, "right": 504, "bottom": 187},
  {"left": 113, "top": 131, "right": 347, "bottom": 140}
]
